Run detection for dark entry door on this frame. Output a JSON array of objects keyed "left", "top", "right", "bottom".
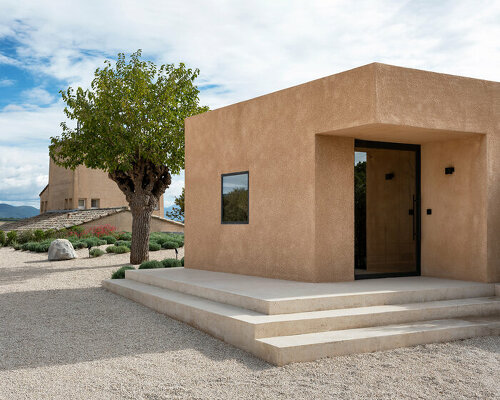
[{"left": 354, "top": 139, "right": 421, "bottom": 279}]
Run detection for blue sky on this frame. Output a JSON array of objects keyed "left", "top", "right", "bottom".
[{"left": 0, "top": 0, "right": 499, "bottom": 208}]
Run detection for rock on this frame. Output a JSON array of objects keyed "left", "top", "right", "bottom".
[{"left": 48, "top": 239, "right": 77, "bottom": 261}]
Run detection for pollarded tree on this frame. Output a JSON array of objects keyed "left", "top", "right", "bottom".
[{"left": 49, "top": 50, "right": 208, "bottom": 264}]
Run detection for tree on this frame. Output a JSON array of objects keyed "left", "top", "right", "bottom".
[
  {"left": 49, "top": 50, "right": 208, "bottom": 264},
  {"left": 165, "top": 187, "right": 184, "bottom": 222}
]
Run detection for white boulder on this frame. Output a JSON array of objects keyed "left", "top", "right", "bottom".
[{"left": 48, "top": 239, "right": 77, "bottom": 261}]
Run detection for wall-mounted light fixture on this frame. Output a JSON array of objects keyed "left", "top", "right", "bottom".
[
  {"left": 385, "top": 173, "right": 395, "bottom": 180},
  {"left": 445, "top": 166, "right": 455, "bottom": 175}
]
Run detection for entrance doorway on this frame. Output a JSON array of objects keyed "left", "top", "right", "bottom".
[{"left": 354, "top": 139, "right": 421, "bottom": 279}]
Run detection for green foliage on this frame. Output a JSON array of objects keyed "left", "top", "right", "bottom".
[
  {"left": 33, "top": 229, "right": 45, "bottom": 242},
  {"left": 222, "top": 188, "right": 249, "bottom": 222},
  {"left": 115, "top": 240, "right": 132, "bottom": 249},
  {"left": 165, "top": 187, "right": 185, "bottom": 222},
  {"left": 49, "top": 50, "right": 208, "bottom": 175},
  {"left": 149, "top": 241, "right": 161, "bottom": 251},
  {"left": 106, "top": 245, "right": 130, "bottom": 254},
  {"left": 138, "top": 260, "right": 164, "bottom": 269},
  {"left": 44, "top": 229, "right": 57, "bottom": 239},
  {"left": 102, "top": 235, "right": 117, "bottom": 244},
  {"left": 12, "top": 242, "right": 21, "bottom": 250},
  {"left": 18, "top": 230, "right": 35, "bottom": 244},
  {"left": 6, "top": 231, "right": 17, "bottom": 245},
  {"left": 0, "top": 230, "right": 5, "bottom": 246},
  {"left": 117, "top": 232, "right": 132, "bottom": 241},
  {"left": 90, "top": 248, "right": 105, "bottom": 257},
  {"left": 161, "top": 240, "right": 178, "bottom": 249},
  {"left": 111, "top": 265, "right": 134, "bottom": 279},
  {"left": 161, "top": 258, "right": 182, "bottom": 268},
  {"left": 70, "top": 226, "right": 85, "bottom": 235},
  {"left": 181, "top": 256, "right": 184, "bottom": 266}
]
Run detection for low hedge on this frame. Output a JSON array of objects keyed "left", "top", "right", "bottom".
[
  {"left": 101, "top": 235, "right": 117, "bottom": 244},
  {"left": 138, "top": 260, "right": 164, "bottom": 270},
  {"left": 111, "top": 265, "right": 134, "bottom": 279},
  {"left": 149, "top": 242, "right": 161, "bottom": 251},
  {"left": 161, "top": 240, "right": 179, "bottom": 249},
  {"left": 90, "top": 248, "right": 105, "bottom": 257},
  {"left": 115, "top": 240, "right": 132, "bottom": 249},
  {"left": 161, "top": 258, "right": 182, "bottom": 268},
  {"left": 106, "top": 245, "right": 130, "bottom": 254}
]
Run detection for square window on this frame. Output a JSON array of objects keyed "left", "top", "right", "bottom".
[
  {"left": 91, "top": 199, "right": 99, "bottom": 209},
  {"left": 221, "top": 171, "right": 249, "bottom": 224},
  {"left": 78, "top": 199, "right": 86, "bottom": 209}
]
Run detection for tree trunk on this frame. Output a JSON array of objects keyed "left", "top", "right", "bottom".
[
  {"left": 130, "top": 206, "right": 153, "bottom": 265},
  {"left": 108, "top": 157, "right": 172, "bottom": 265}
]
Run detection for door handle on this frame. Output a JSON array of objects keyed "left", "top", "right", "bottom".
[{"left": 412, "top": 195, "right": 416, "bottom": 240}]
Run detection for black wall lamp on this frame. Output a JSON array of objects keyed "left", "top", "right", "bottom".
[
  {"left": 385, "top": 172, "right": 395, "bottom": 180},
  {"left": 445, "top": 166, "right": 455, "bottom": 175}
]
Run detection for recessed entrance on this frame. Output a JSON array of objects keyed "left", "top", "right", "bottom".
[{"left": 354, "top": 139, "right": 421, "bottom": 279}]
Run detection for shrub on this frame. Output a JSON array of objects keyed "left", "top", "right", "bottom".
[
  {"left": 102, "top": 235, "right": 117, "bottom": 244},
  {"left": 149, "top": 242, "right": 161, "bottom": 251},
  {"left": 12, "top": 242, "right": 21, "bottom": 250},
  {"left": 44, "top": 229, "right": 57, "bottom": 239},
  {"left": 115, "top": 240, "right": 132, "bottom": 248},
  {"left": 72, "top": 241, "right": 87, "bottom": 249},
  {"left": 55, "top": 228, "right": 68, "bottom": 238},
  {"left": 161, "top": 258, "right": 182, "bottom": 268},
  {"left": 36, "top": 241, "right": 52, "bottom": 252},
  {"left": 106, "top": 245, "right": 130, "bottom": 254},
  {"left": 84, "top": 224, "right": 117, "bottom": 238},
  {"left": 111, "top": 265, "right": 134, "bottom": 279},
  {"left": 161, "top": 240, "right": 178, "bottom": 249},
  {"left": 90, "top": 248, "right": 105, "bottom": 257},
  {"left": 138, "top": 260, "right": 164, "bottom": 269},
  {"left": 181, "top": 256, "right": 184, "bottom": 266},
  {"left": 17, "top": 230, "right": 35, "bottom": 244},
  {"left": 81, "top": 237, "right": 100, "bottom": 248},
  {"left": 33, "top": 229, "right": 45, "bottom": 242},
  {"left": 117, "top": 232, "right": 132, "bottom": 241},
  {"left": 0, "top": 230, "right": 5, "bottom": 246},
  {"left": 6, "top": 231, "right": 17, "bottom": 245}
]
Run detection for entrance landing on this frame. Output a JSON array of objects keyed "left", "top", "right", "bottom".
[
  {"left": 103, "top": 268, "right": 500, "bottom": 365},
  {"left": 120, "top": 267, "right": 494, "bottom": 314}
]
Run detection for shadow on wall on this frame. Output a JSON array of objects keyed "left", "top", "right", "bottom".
[{"left": 0, "top": 286, "right": 271, "bottom": 371}]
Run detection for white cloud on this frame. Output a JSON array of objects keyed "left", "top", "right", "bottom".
[
  {"left": 21, "top": 87, "right": 55, "bottom": 105},
  {"left": 0, "top": 146, "right": 48, "bottom": 208},
  {"left": 0, "top": 79, "right": 15, "bottom": 87}
]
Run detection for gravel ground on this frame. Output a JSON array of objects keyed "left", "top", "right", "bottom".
[{"left": 0, "top": 246, "right": 498, "bottom": 400}]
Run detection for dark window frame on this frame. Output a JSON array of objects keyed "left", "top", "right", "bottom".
[{"left": 221, "top": 171, "right": 249, "bottom": 225}]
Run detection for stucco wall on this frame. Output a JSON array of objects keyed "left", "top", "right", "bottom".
[
  {"left": 185, "top": 63, "right": 499, "bottom": 283},
  {"left": 315, "top": 135, "right": 354, "bottom": 281},
  {"left": 421, "top": 136, "right": 487, "bottom": 281},
  {"left": 185, "top": 64, "right": 378, "bottom": 282},
  {"left": 43, "top": 161, "right": 164, "bottom": 217},
  {"left": 79, "top": 211, "right": 183, "bottom": 233}
]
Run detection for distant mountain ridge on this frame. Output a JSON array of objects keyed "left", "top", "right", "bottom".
[{"left": 0, "top": 203, "right": 39, "bottom": 219}]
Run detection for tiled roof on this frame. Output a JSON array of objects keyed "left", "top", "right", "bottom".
[{"left": 1, "top": 207, "right": 128, "bottom": 232}]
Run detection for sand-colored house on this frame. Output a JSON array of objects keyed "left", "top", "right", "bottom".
[
  {"left": 37, "top": 158, "right": 183, "bottom": 233},
  {"left": 40, "top": 158, "right": 164, "bottom": 217},
  {"left": 184, "top": 62, "right": 499, "bottom": 284},
  {"left": 105, "top": 64, "right": 499, "bottom": 365}
]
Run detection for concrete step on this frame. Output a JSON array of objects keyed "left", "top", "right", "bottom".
[
  {"left": 247, "top": 296, "right": 500, "bottom": 338},
  {"left": 124, "top": 268, "right": 496, "bottom": 314},
  {"left": 257, "top": 317, "right": 500, "bottom": 365}
]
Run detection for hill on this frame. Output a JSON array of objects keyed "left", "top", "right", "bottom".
[{"left": 0, "top": 203, "right": 39, "bottom": 219}]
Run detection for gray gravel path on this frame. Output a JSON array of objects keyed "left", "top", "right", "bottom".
[{"left": 0, "top": 246, "right": 498, "bottom": 400}]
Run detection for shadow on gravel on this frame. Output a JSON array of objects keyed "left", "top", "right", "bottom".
[
  {"left": 0, "top": 287, "right": 271, "bottom": 372},
  {"left": 0, "top": 264, "right": 125, "bottom": 285}
]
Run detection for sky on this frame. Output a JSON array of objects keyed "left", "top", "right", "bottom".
[{"left": 0, "top": 0, "right": 499, "bottom": 209}]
